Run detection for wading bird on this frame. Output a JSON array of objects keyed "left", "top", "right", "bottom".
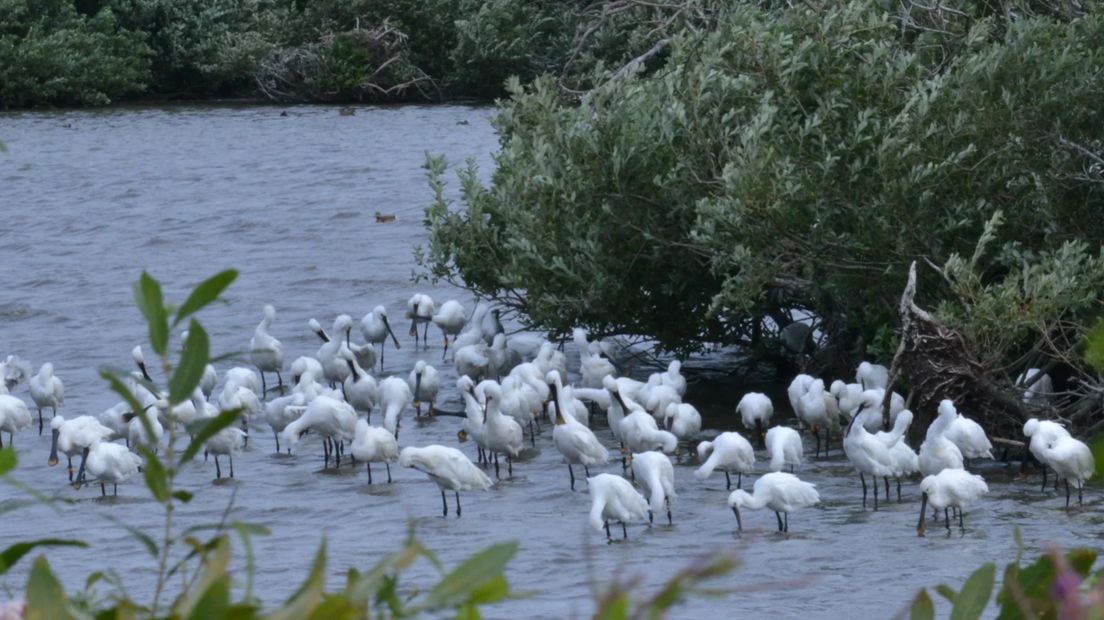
[
  {"left": 728, "top": 471, "right": 819, "bottom": 533},
  {"left": 631, "top": 451, "right": 676, "bottom": 525},
  {"left": 350, "top": 419, "right": 398, "bottom": 483},
  {"left": 406, "top": 294, "right": 435, "bottom": 351},
  {"left": 73, "top": 440, "right": 142, "bottom": 496},
  {"left": 361, "top": 306, "right": 401, "bottom": 370},
  {"left": 408, "top": 360, "right": 439, "bottom": 416},
  {"left": 29, "top": 362, "right": 64, "bottom": 435},
  {"left": 587, "top": 473, "right": 650, "bottom": 542},
  {"left": 695, "top": 432, "right": 755, "bottom": 490},
  {"left": 399, "top": 445, "right": 491, "bottom": 517},
  {"left": 765, "top": 426, "right": 803, "bottom": 473},
  {"left": 250, "top": 304, "right": 284, "bottom": 395},
  {"left": 432, "top": 300, "right": 466, "bottom": 360},
  {"left": 736, "top": 392, "right": 772, "bottom": 450},
  {"left": 549, "top": 371, "right": 608, "bottom": 490},
  {"left": 917, "top": 469, "right": 988, "bottom": 534},
  {"left": 49, "top": 415, "right": 113, "bottom": 483}
]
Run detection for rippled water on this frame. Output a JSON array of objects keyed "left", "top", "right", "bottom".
[{"left": 0, "top": 105, "right": 1099, "bottom": 617}]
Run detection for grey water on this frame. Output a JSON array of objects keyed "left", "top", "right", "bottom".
[{"left": 0, "top": 105, "right": 1098, "bottom": 617}]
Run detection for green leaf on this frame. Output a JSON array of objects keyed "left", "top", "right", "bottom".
[
  {"left": 135, "top": 272, "right": 169, "bottom": 356},
  {"left": 910, "top": 589, "right": 935, "bottom": 620},
  {"left": 467, "top": 574, "right": 509, "bottom": 605},
  {"left": 0, "top": 539, "right": 87, "bottom": 575},
  {"left": 186, "top": 576, "right": 230, "bottom": 620},
  {"left": 170, "top": 321, "right": 209, "bottom": 404},
  {"left": 935, "top": 584, "right": 957, "bottom": 603},
  {"left": 25, "top": 556, "right": 75, "bottom": 620},
  {"left": 181, "top": 408, "right": 241, "bottom": 465},
  {"left": 1012, "top": 526, "right": 1024, "bottom": 565},
  {"left": 173, "top": 490, "right": 194, "bottom": 504},
  {"left": 142, "top": 450, "right": 170, "bottom": 503},
  {"left": 0, "top": 447, "right": 16, "bottom": 475},
  {"left": 1067, "top": 548, "right": 1097, "bottom": 576},
  {"left": 424, "top": 541, "right": 517, "bottom": 609},
  {"left": 174, "top": 270, "right": 238, "bottom": 327},
  {"left": 951, "top": 563, "right": 995, "bottom": 620},
  {"left": 593, "top": 593, "right": 630, "bottom": 620}
]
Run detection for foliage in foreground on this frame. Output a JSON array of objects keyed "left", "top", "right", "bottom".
[
  {"left": 910, "top": 532, "right": 1103, "bottom": 620},
  {"left": 421, "top": 0, "right": 1104, "bottom": 389},
  {"left": 0, "top": 270, "right": 740, "bottom": 618}
]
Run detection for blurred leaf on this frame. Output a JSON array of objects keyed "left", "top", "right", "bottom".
[
  {"left": 467, "top": 574, "right": 509, "bottom": 604},
  {"left": 181, "top": 408, "right": 241, "bottom": 465},
  {"left": 1091, "top": 437, "right": 1104, "bottom": 478},
  {"left": 593, "top": 593, "right": 630, "bottom": 620},
  {"left": 264, "top": 538, "right": 327, "bottom": 620},
  {"left": 0, "top": 539, "right": 87, "bottom": 575},
  {"left": 98, "top": 513, "right": 158, "bottom": 558},
  {"left": 170, "top": 321, "right": 209, "bottom": 404},
  {"left": 951, "top": 563, "right": 995, "bottom": 620},
  {"left": 101, "top": 370, "right": 148, "bottom": 428},
  {"left": 174, "top": 490, "right": 194, "bottom": 503},
  {"left": 0, "top": 447, "right": 15, "bottom": 475},
  {"left": 424, "top": 541, "right": 517, "bottom": 609},
  {"left": 1069, "top": 549, "right": 1097, "bottom": 576},
  {"left": 1084, "top": 317, "right": 1104, "bottom": 372},
  {"left": 174, "top": 536, "right": 231, "bottom": 618},
  {"left": 935, "top": 584, "right": 957, "bottom": 603},
  {"left": 142, "top": 449, "right": 170, "bottom": 503},
  {"left": 1012, "top": 526, "right": 1024, "bottom": 565},
  {"left": 25, "top": 556, "right": 75, "bottom": 620},
  {"left": 186, "top": 576, "right": 230, "bottom": 620},
  {"left": 174, "top": 269, "right": 238, "bottom": 327},
  {"left": 135, "top": 272, "right": 169, "bottom": 356},
  {"left": 910, "top": 589, "right": 935, "bottom": 620}
]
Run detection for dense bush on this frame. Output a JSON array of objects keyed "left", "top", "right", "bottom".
[
  {"left": 0, "top": 0, "right": 150, "bottom": 107},
  {"left": 421, "top": 1, "right": 1104, "bottom": 381}
]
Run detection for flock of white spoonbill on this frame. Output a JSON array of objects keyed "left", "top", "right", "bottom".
[{"left": 0, "top": 295, "right": 1094, "bottom": 541}]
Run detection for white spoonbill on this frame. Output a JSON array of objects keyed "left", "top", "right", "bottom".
[
  {"left": 361, "top": 305, "right": 402, "bottom": 370},
  {"left": 29, "top": 362, "right": 64, "bottom": 435},
  {"left": 480, "top": 308, "right": 505, "bottom": 345},
  {"left": 406, "top": 293, "right": 436, "bottom": 350},
  {"left": 378, "top": 376, "right": 412, "bottom": 438},
  {"left": 399, "top": 445, "right": 492, "bottom": 517},
  {"left": 454, "top": 342, "right": 490, "bottom": 382},
  {"left": 1041, "top": 436, "right": 1094, "bottom": 507},
  {"left": 574, "top": 328, "right": 616, "bottom": 389},
  {"left": 479, "top": 381, "right": 523, "bottom": 478},
  {"left": 72, "top": 440, "right": 142, "bottom": 496},
  {"left": 350, "top": 419, "right": 399, "bottom": 484},
  {"left": 250, "top": 304, "right": 284, "bottom": 396},
  {"left": 489, "top": 334, "right": 522, "bottom": 380},
  {"left": 663, "top": 402, "right": 702, "bottom": 452},
  {"left": 432, "top": 300, "right": 467, "bottom": 360},
  {"left": 799, "top": 379, "right": 839, "bottom": 458},
  {"left": 728, "top": 471, "right": 819, "bottom": 533},
  {"left": 282, "top": 395, "right": 357, "bottom": 468},
  {"left": 49, "top": 415, "right": 113, "bottom": 482},
  {"left": 917, "top": 469, "right": 989, "bottom": 534},
  {"left": 856, "top": 361, "right": 889, "bottom": 390},
  {"left": 619, "top": 410, "right": 677, "bottom": 458},
  {"left": 311, "top": 316, "right": 354, "bottom": 387},
  {"left": 856, "top": 388, "right": 906, "bottom": 432},
  {"left": 695, "top": 432, "right": 755, "bottom": 490},
  {"left": 456, "top": 376, "right": 490, "bottom": 464},
  {"left": 534, "top": 342, "right": 568, "bottom": 381},
  {"left": 736, "top": 392, "right": 772, "bottom": 450},
  {"left": 874, "top": 409, "right": 919, "bottom": 501},
  {"left": 786, "top": 374, "right": 815, "bottom": 420},
  {"left": 408, "top": 360, "right": 440, "bottom": 416},
  {"left": 1, "top": 355, "right": 31, "bottom": 391},
  {"left": 290, "top": 356, "right": 324, "bottom": 386},
  {"left": 549, "top": 371, "right": 609, "bottom": 490},
  {"left": 843, "top": 410, "right": 897, "bottom": 510},
  {"left": 0, "top": 386, "right": 31, "bottom": 448},
  {"left": 765, "top": 426, "right": 803, "bottom": 473},
  {"left": 1023, "top": 418, "right": 1071, "bottom": 491},
  {"left": 1017, "top": 368, "right": 1054, "bottom": 407},
  {"left": 941, "top": 401, "right": 993, "bottom": 461},
  {"left": 126, "top": 408, "right": 163, "bottom": 454},
  {"left": 342, "top": 356, "right": 378, "bottom": 416},
  {"left": 631, "top": 451, "right": 676, "bottom": 525},
  {"left": 587, "top": 473, "right": 650, "bottom": 541},
  {"left": 830, "top": 380, "right": 865, "bottom": 420},
  {"left": 658, "top": 360, "right": 687, "bottom": 397},
  {"left": 205, "top": 419, "right": 246, "bottom": 479}
]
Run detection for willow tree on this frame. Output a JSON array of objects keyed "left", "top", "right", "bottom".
[{"left": 422, "top": 1, "right": 1104, "bottom": 391}]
